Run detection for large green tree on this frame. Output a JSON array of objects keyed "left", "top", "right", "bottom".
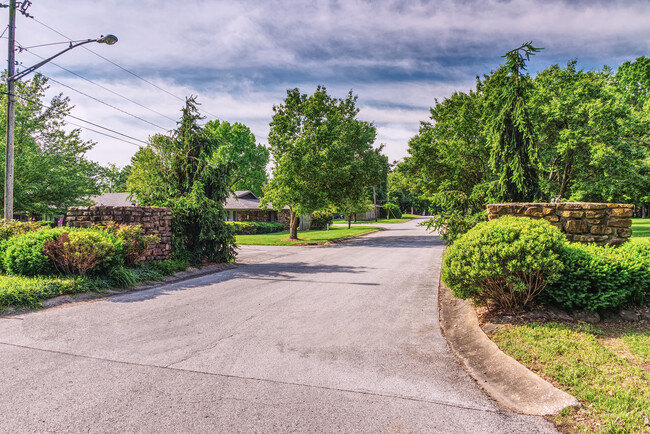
[
  {"left": 263, "top": 86, "right": 386, "bottom": 238},
  {"left": 204, "top": 120, "right": 269, "bottom": 196},
  {"left": 0, "top": 73, "right": 101, "bottom": 216},
  {"left": 127, "top": 97, "right": 235, "bottom": 263}
]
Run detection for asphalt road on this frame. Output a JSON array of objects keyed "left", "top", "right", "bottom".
[{"left": 0, "top": 218, "right": 556, "bottom": 433}]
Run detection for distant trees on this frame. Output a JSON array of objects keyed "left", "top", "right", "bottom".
[
  {"left": 398, "top": 47, "right": 650, "bottom": 242},
  {"left": 263, "top": 86, "right": 387, "bottom": 239}
]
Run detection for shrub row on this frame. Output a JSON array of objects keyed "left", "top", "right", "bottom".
[
  {"left": 225, "top": 221, "right": 285, "bottom": 235},
  {"left": 443, "top": 216, "right": 650, "bottom": 313},
  {"left": 311, "top": 210, "right": 333, "bottom": 229}
]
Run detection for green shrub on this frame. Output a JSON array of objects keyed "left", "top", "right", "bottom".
[
  {"left": 99, "top": 222, "right": 159, "bottom": 266},
  {"left": 140, "top": 258, "right": 188, "bottom": 276},
  {"left": 311, "top": 210, "right": 333, "bottom": 230},
  {"left": 108, "top": 266, "right": 139, "bottom": 288},
  {"left": 3, "top": 228, "right": 67, "bottom": 276},
  {"left": 381, "top": 203, "right": 402, "bottom": 219},
  {"left": 225, "top": 221, "right": 284, "bottom": 235},
  {"left": 0, "top": 220, "right": 52, "bottom": 272},
  {"left": 0, "top": 274, "right": 106, "bottom": 309},
  {"left": 544, "top": 240, "right": 650, "bottom": 311},
  {"left": 421, "top": 210, "right": 487, "bottom": 243},
  {"left": 43, "top": 230, "right": 121, "bottom": 276},
  {"left": 442, "top": 216, "right": 566, "bottom": 311}
]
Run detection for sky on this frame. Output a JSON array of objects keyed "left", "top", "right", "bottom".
[{"left": 6, "top": 0, "right": 650, "bottom": 168}]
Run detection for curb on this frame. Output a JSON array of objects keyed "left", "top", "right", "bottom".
[
  {"left": 438, "top": 278, "right": 580, "bottom": 416},
  {"left": 1, "top": 263, "right": 236, "bottom": 317}
]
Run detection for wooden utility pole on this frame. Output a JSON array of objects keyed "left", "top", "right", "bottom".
[{"left": 4, "top": 0, "right": 15, "bottom": 219}]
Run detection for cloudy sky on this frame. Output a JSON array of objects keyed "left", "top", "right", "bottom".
[{"left": 7, "top": 0, "right": 650, "bottom": 167}]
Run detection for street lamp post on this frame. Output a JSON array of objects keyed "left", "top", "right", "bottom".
[{"left": 3, "top": 6, "right": 117, "bottom": 220}]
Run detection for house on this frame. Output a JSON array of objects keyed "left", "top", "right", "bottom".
[
  {"left": 224, "top": 191, "right": 290, "bottom": 229},
  {"left": 90, "top": 192, "right": 137, "bottom": 207}
]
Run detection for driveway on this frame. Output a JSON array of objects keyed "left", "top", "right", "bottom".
[{"left": 0, "top": 218, "right": 555, "bottom": 433}]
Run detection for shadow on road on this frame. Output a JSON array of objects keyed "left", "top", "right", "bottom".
[
  {"left": 333, "top": 234, "right": 444, "bottom": 249},
  {"left": 108, "top": 262, "right": 378, "bottom": 304}
]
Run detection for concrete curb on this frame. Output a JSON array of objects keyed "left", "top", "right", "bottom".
[{"left": 438, "top": 278, "right": 580, "bottom": 416}]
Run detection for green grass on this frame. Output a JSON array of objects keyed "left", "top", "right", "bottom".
[
  {"left": 631, "top": 218, "right": 650, "bottom": 240},
  {"left": 235, "top": 226, "right": 382, "bottom": 245},
  {"left": 622, "top": 331, "right": 650, "bottom": 360},
  {"left": 491, "top": 323, "right": 650, "bottom": 432},
  {"left": 332, "top": 214, "right": 420, "bottom": 225}
]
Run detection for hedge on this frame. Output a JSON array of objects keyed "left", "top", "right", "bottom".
[{"left": 226, "top": 221, "right": 285, "bottom": 235}]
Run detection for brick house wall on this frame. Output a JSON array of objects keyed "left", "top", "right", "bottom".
[{"left": 486, "top": 202, "right": 633, "bottom": 246}]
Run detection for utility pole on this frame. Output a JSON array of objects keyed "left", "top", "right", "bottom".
[
  {"left": 4, "top": 0, "right": 16, "bottom": 219},
  {"left": 373, "top": 185, "right": 377, "bottom": 222}
]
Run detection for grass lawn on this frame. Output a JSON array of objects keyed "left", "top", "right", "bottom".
[
  {"left": 631, "top": 218, "right": 650, "bottom": 240},
  {"left": 235, "top": 226, "right": 382, "bottom": 245},
  {"left": 332, "top": 214, "right": 420, "bottom": 225},
  {"left": 491, "top": 322, "right": 650, "bottom": 432}
]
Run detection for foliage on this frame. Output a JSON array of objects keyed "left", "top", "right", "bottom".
[
  {"left": 0, "top": 219, "right": 51, "bottom": 271},
  {"left": 492, "top": 323, "right": 650, "bottom": 432},
  {"left": 43, "top": 230, "right": 120, "bottom": 276},
  {"left": 264, "top": 86, "right": 387, "bottom": 239},
  {"left": 0, "top": 73, "right": 102, "bottom": 215},
  {"left": 484, "top": 42, "right": 542, "bottom": 202},
  {"left": 127, "top": 97, "right": 236, "bottom": 264},
  {"left": 3, "top": 227, "right": 66, "bottom": 276},
  {"left": 108, "top": 266, "right": 139, "bottom": 288},
  {"left": 224, "top": 221, "right": 285, "bottom": 235},
  {"left": 544, "top": 241, "right": 650, "bottom": 311},
  {"left": 97, "top": 164, "right": 131, "bottom": 193},
  {"left": 204, "top": 120, "right": 270, "bottom": 196},
  {"left": 381, "top": 203, "right": 402, "bottom": 219},
  {"left": 99, "top": 222, "right": 159, "bottom": 266},
  {"left": 310, "top": 210, "right": 334, "bottom": 230},
  {"left": 139, "top": 258, "right": 188, "bottom": 276},
  {"left": 0, "top": 274, "right": 102, "bottom": 310},
  {"left": 422, "top": 210, "right": 486, "bottom": 244},
  {"left": 442, "top": 216, "right": 566, "bottom": 311}
]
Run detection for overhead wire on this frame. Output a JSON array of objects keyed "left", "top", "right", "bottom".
[
  {"left": 1, "top": 90, "right": 147, "bottom": 147},
  {"left": 29, "top": 16, "right": 221, "bottom": 119}
]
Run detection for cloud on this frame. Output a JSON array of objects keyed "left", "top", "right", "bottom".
[{"left": 8, "top": 0, "right": 649, "bottom": 168}]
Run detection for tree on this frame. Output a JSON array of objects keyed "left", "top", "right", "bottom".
[
  {"left": 264, "top": 86, "right": 385, "bottom": 238},
  {"left": 0, "top": 73, "right": 101, "bottom": 216},
  {"left": 97, "top": 164, "right": 131, "bottom": 193},
  {"left": 127, "top": 97, "right": 235, "bottom": 264},
  {"left": 204, "top": 120, "right": 269, "bottom": 196},
  {"left": 484, "top": 42, "right": 542, "bottom": 202}
]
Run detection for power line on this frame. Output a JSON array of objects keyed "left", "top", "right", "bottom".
[
  {"left": 20, "top": 46, "right": 178, "bottom": 124},
  {"left": 29, "top": 16, "right": 222, "bottom": 119},
  {"left": 1, "top": 90, "right": 148, "bottom": 147}
]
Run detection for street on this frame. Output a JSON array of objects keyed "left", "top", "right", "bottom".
[{"left": 0, "top": 218, "right": 555, "bottom": 433}]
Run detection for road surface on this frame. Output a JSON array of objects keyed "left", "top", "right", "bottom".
[{"left": 0, "top": 218, "right": 555, "bottom": 432}]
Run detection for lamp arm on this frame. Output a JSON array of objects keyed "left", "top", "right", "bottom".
[{"left": 10, "top": 39, "right": 97, "bottom": 81}]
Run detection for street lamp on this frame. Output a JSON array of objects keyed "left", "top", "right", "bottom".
[{"left": 4, "top": 5, "right": 117, "bottom": 219}]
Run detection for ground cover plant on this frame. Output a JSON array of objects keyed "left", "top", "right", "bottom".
[
  {"left": 235, "top": 226, "right": 381, "bottom": 246},
  {"left": 491, "top": 322, "right": 650, "bottom": 433},
  {"left": 631, "top": 218, "right": 650, "bottom": 241}
]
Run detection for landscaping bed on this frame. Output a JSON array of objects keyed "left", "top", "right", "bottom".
[{"left": 235, "top": 226, "right": 382, "bottom": 245}]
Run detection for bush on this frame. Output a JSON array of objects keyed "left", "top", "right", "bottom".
[
  {"left": 310, "top": 210, "right": 333, "bottom": 230},
  {"left": 99, "top": 222, "right": 159, "bottom": 266},
  {"left": 381, "top": 203, "right": 402, "bottom": 219},
  {"left": 43, "top": 230, "right": 121, "bottom": 276},
  {"left": 442, "top": 216, "right": 566, "bottom": 311},
  {"left": 421, "top": 210, "right": 487, "bottom": 244},
  {"left": 0, "top": 220, "right": 52, "bottom": 272},
  {"left": 108, "top": 266, "right": 139, "bottom": 288},
  {"left": 0, "top": 274, "right": 106, "bottom": 309},
  {"left": 225, "top": 221, "right": 285, "bottom": 235},
  {"left": 3, "top": 228, "right": 67, "bottom": 276},
  {"left": 139, "top": 258, "right": 188, "bottom": 276},
  {"left": 543, "top": 240, "right": 650, "bottom": 312}
]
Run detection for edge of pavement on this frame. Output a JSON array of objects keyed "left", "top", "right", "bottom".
[{"left": 438, "top": 275, "right": 580, "bottom": 416}]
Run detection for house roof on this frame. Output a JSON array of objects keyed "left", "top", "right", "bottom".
[
  {"left": 224, "top": 191, "right": 273, "bottom": 210},
  {"left": 90, "top": 192, "right": 137, "bottom": 207}
]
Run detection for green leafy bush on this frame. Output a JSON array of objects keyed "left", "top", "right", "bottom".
[
  {"left": 311, "top": 210, "right": 333, "bottom": 229},
  {"left": 225, "top": 221, "right": 285, "bottom": 235},
  {"left": 139, "top": 258, "right": 188, "bottom": 276},
  {"left": 442, "top": 216, "right": 566, "bottom": 311},
  {"left": 381, "top": 203, "right": 402, "bottom": 219},
  {"left": 43, "top": 230, "right": 121, "bottom": 276},
  {"left": 0, "top": 220, "right": 51, "bottom": 272},
  {"left": 3, "top": 228, "right": 67, "bottom": 276},
  {"left": 99, "top": 222, "right": 159, "bottom": 266},
  {"left": 544, "top": 240, "right": 650, "bottom": 311},
  {"left": 108, "top": 266, "right": 139, "bottom": 288},
  {"left": 421, "top": 210, "right": 487, "bottom": 243},
  {"left": 0, "top": 274, "right": 107, "bottom": 309}
]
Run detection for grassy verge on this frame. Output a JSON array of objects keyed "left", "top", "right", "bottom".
[
  {"left": 235, "top": 226, "right": 381, "bottom": 245},
  {"left": 631, "top": 218, "right": 650, "bottom": 241},
  {"left": 332, "top": 214, "right": 420, "bottom": 225},
  {"left": 491, "top": 322, "right": 650, "bottom": 432},
  {"left": 0, "top": 259, "right": 188, "bottom": 311}
]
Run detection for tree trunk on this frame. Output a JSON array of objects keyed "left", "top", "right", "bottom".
[
  {"left": 348, "top": 214, "right": 352, "bottom": 229},
  {"left": 558, "top": 154, "right": 573, "bottom": 200},
  {"left": 289, "top": 209, "right": 299, "bottom": 239}
]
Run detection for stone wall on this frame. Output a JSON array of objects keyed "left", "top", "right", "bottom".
[
  {"left": 486, "top": 202, "right": 634, "bottom": 246},
  {"left": 65, "top": 206, "right": 172, "bottom": 261},
  {"left": 236, "top": 210, "right": 276, "bottom": 223}
]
